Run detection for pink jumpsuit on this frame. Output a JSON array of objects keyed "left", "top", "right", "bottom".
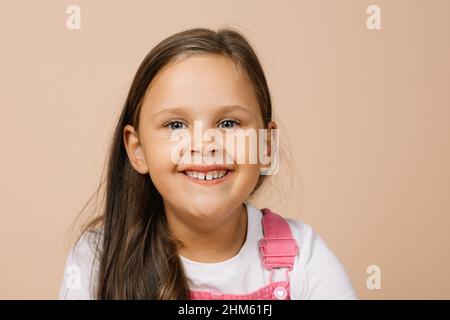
[{"left": 189, "top": 208, "right": 299, "bottom": 300}]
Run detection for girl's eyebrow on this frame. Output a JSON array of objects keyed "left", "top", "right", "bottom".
[{"left": 151, "top": 105, "right": 252, "bottom": 118}]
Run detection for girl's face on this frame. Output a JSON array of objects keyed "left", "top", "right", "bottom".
[{"left": 124, "top": 54, "right": 273, "bottom": 221}]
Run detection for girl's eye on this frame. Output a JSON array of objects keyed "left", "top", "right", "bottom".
[
  {"left": 219, "top": 119, "right": 238, "bottom": 129},
  {"left": 166, "top": 121, "right": 186, "bottom": 130}
]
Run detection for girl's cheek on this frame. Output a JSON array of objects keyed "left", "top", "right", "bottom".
[
  {"left": 227, "top": 140, "right": 260, "bottom": 166},
  {"left": 143, "top": 139, "right": 175, "bottom": 165}
]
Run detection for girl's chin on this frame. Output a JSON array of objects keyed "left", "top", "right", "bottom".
[{"left": 182, "top": 200, "right": 228, "bottom": 218}]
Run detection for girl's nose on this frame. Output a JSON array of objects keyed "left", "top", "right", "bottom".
[{"left": 190, "top": 135, "right": 218, "bottom": 157}]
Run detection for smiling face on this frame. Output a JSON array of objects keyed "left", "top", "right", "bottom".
[{"left": 123, "top": 54, "right": 271, "bottom": 221}]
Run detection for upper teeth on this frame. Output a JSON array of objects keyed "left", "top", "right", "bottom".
[{"left": 185, "top": 170, "right": 228, "bottom": 180}]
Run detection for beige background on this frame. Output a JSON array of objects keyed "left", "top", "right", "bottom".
[{"left": 1, "top": 0, "right": 449, "bottom": 299}]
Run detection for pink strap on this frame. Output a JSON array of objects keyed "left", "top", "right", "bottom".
[{"left": 258, "top": 208, "right": 299, "bottom": 270}]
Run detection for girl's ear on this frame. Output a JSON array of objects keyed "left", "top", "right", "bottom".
[
  {"left": 123, "top": 124, "right": 149, "bottom": 174},
  {"left": 266, "top": 120, "right": 278, "bottom": 157}
]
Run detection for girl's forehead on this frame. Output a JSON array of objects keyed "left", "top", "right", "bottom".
[{"left": 141, "top": 54, "right": 260, "bottom": 117}]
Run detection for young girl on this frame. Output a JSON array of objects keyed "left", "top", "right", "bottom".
[{"left": 59, "top": 28, "right": 357, "bottom": 300}]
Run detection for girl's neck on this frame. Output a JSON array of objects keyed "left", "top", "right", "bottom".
[{"left": 165, "top": 203, "right": 248, "bottom": 263}]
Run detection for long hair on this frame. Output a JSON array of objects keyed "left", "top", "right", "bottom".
[{"left": 80, "top": 27, "right": 273, "bottom": 299}]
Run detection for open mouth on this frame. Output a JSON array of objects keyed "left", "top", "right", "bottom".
[
  {"left": 184, "top": 170, "right": 230, "bottom": 181},
  {"left": 180, "top": 169, "right": 233, "bottom": 185}
]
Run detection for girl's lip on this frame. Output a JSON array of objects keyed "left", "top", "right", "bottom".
[
  {"left": 180, "top": 170, "right": 233, "bottom": 186},
  {"left": 177, "top": 164, "right": 235, "bottom": 173}
]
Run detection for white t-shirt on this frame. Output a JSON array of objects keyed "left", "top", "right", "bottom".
[{"left": 59, "top": 202, "right": 357, "bottom": 300}]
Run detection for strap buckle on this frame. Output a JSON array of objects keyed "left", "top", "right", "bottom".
[{"left": 259, "top": 237, "right": 298, "bottom": 270}]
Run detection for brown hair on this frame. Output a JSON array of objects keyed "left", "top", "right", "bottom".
[{"left": 80, "top": 27, "right": 273, "bottom": 299}]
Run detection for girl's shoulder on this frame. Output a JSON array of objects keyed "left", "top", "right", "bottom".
[
  {"left": 280, "top": 216, "right": 358, "bottom": 299},
  {"left": 283, "top": 217, "right": 316, "bottom": 251},
  {"left": 59, "top": 229, "right": 102, "bottom": 300},
  {"left": 259, "top": 208, "right": 316, "bottom": 252}
]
